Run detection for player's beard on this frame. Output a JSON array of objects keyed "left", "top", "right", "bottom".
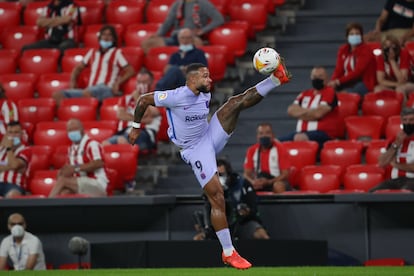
[{"left": 197, "top": 84, "right": 210, "bottom": 93}]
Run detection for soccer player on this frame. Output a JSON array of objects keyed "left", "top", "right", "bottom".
[{"left": 129, "top": 61, "right": 291, "bottom": 269}]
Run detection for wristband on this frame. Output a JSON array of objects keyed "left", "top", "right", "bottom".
[
  {"left": 131, "top": 122, "right": 141, "bottom": 129},
  {"left": 74, "top": 165, "right": 81, "bottom": 173}
]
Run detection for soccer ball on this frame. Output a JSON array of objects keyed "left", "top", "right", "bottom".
[{"left": 253, "top": 47, "right": 281, "bottom": 75}]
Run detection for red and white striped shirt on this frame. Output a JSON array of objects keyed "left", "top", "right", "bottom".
[
  {"left": 0, "top": 99, "right": 18, "bottom": 138},
  {"left": 392, "top": 135, "right": 414, "bottom": 178},
  {"left": 67, "top": 135, "right": 108, "bottom": 189},
  {"left": 244, "top": 141, "right": 290, "bottom": 177},
  {"left": 41, "top": 3, "right": 79, "bottom": 40},
  {"left": 116, "top": 94, "right": 137, "bottom": 131},
  {"left": 0, "top": 145, "right": 31, "bottom": 188},
  {"left": 83, "top": 48, "right": 129, "bottom": 87}
]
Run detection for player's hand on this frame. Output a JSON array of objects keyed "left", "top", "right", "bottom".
[{"left": 128, "top": 128, "right": 141, "bottom": 145}]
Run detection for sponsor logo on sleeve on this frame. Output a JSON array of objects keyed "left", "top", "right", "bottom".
[{"left": 158, "top": 92, "right": 168, "bottom": 101}]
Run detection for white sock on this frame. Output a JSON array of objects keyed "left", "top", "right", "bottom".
[
  {"left": 216, "top": 228, "right": 234, "bottom": 256},
  {"left": 255, "top": 77, "right": 280, "bottom": 97}
]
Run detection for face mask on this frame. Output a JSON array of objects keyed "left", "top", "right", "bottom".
[
  {"left": 68, "top": 130, "right": 82, "bottom": 142},
  {"left": 179, "top": 44, "right": 194, "bottom": 52},
  {"left": 99, "top": 40, "right": 113, "bottom": 49},
  {"left": 311, "top": 78, "right": 325, "bottom": 90},
  {"left": 259, "top": 136, "right": 272, "bottom": 148},
  {"left": 403, "top": 124, "right": 414, "bottom": 135},
  {"left": 11, "top": 225, "right": 24, "bottom": 238},
  {"left": 12, "top": 137, "right": 20, "bottom": 146},
  {"left": 347, "top": 34, "right": 362, "bottom": 46}
]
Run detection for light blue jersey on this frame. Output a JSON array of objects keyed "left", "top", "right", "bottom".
[{"left": 154, "top": 86, "right": 211, "bottom": 150}]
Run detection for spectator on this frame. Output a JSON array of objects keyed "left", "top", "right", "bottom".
[
  {"left": 328, "top": 22, "right": 377, "bottom": 96},
  {"left": 52, "top": 25, "right": 135, "bottom": 106},
  {"left": 141, "top": 0, "right": 224, "bottom": 53},
  {"left": 0, "top": 213, "right": 46, "bottom": 271},
  {"left": 102, "top": 69, "right": 162, "bottom": 153},
  {"left": 0, "top": 121, "right": 31, "bottom": 198},
  {"left": 370, "top": 107, "right": 414, "bottom": 192},
  {"left": 48, "top": 119, "right": 108, "bottom": 197},
  {"left": 366, "top": 0, "right": 414, "bottom": 45},
  {"left": 374, "top": 34, "right": 414, "bottom": 102},
  {"left": 193, "top": 158, "right": 269, "bottom": 241},
  {"left": 22, "top": 0, "right": 80, "bottom": 54},
  {"left": 279, "top": 66, "right": 342, "bottom": 148},
  {"left": 155, "top": 28, "right": 208, "bottom": 91},
  {"left": 243, "top": 122, "right": 291, "bottom": 193},
  {"left": 0, "top": 84, "right": 18, "bottom": 140}
]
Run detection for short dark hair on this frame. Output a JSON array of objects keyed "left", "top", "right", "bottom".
[
  {"left": 186, "top": 63, "right": 207, "bottom": 75},
  {"left": 401, "top": 107, "right": 414, "bottom": 116},
  {"left": 217, "top": 158, "right": 233, "bottom": 174},
  {"left": 7, "top": 121, "right": 21, "bottom": 127},
  {"left": 139, "top": 67, "right": 154, "bottom": 81},
  {"left": 345, "top": 22, "right": 363, "bottom": 36},
  {"left": 99, "top": 25, "right": 118, "bottom": 47}
]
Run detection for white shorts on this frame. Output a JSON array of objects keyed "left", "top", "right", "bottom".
[
  {"left": 180, "top": 113, "right": 231, "bottom": 187},
  {"left": 77, "top": 177, "right": 107, "bottom": 197}
]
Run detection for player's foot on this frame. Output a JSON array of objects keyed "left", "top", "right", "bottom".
[
  {"left": 222, "top": 250, "right": 252, "bottom": 269},
  {"left": 272, "top": 57, "right": 292, "bottom": 84}
]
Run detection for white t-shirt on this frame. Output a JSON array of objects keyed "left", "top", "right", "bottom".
[{"left": 0, "top": 232, "right": 46, "bottom": 270}]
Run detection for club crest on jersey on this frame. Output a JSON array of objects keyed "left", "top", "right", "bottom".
[{"left": 158, "top": 92, "right": 168, "bottom": 101}]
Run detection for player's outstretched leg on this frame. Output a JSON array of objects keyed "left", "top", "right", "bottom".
[{"left": 222, "top": 249, "right": 252, "bottom": 269}]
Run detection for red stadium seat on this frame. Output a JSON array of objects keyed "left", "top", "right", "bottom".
[
  {"left": 337, "top": 92, "right": 361, "bottom": 118},
  {"left": 57, "top": 97, "right": 99, "bottom": 121},
  {"left": 385, "top": 115, "right": 402, "bottom": 141},
  {"left": 0, "top": 73, "right": 37, "bottom": 102},
  {"left": 17, "top": 98, "right": 56, "bottom": 125},
  {"left": 282, "top": 141, "right": 319, "bottom": 187},
  {"left": 83, "top": 120, "right": 117, "bottom": 143},
  {"left": 208, "top": 22, "right": 248, "bottom": 64},
  {"left": 105, "top": 0, "right": 145, "bottom": 28},
  {"left": 18, "top": 49, "right": 60, "bottom": 79},
  {"left": 156, "top": 107, "right": 169, "bottom": 143},
  {"left": 228, "top": 0, "right": 268, "bottom": 38},
  {"left": 83, "top": 24, "right": 124, "bottom": 49},
  {"left": 124, "top": 23, "right": 160, "bottom": 47},
  {"left": 33, "top": 121, "right": 71, "bottom": 149},
  {"left": 209, "top": 0, "right": 230, "bottom": 15},
  {"left": 103, "top": 144, "right": 139, "bottom": 191},
  {"left": 28, "top": 145, "right": 53, "bottom": 180},
  {"left": 364, "top": 258, "right": 405, "bottom": 266},
  {"left": 144, "top": 46, "right": 179, "bottom": 75},
  {"left": 365, "top": 139, "right": 388, "bottom": 165},
  {"left": 145, "top": 0, "right": 175, "bottom": 24},
  {"left": 23, "top": 1, "right": 48, "bottom": 26},
  {"left": 121, "top": 47, "right": 145, "bottom": 72},
  {"left": 200, "top": 45, "right": 228, "bottom": 82},
  {"left": 344, "top": 115, "right": 385, "bottom": 144},
  {"left": 299, "top": 165, "right": 342, "bottom": 193},
  {"left": 76, "top": 0, "right": 105, "bottom": 42},
  {"left": 36, "top": 73, "right": 71, "bottom": 98},
  {"left": 343, "top": 164, "right": 385, "bottom": 192},
  {"left": 51, "top": 145, "right": 69, "bottom": 169},
  {"left": 0, "top": 2, "right": 22, "bottom": 28},
  {"left": 362, "top": 91, "right": 403, "bottom": 121},
  {"left": 29, "top": 170, "right": 58, "bottom": 196},
  {"left": 61, "top": 48, "right": 91, "bottom": 73},
  {"left": 406, "top": 41, "right": 414, "bottom": 61},
  {"left": 0, "top": 49, "right": 19, "bottom": 75},
  {"left": 366, "top": 42, "right": 382, "bottom": 57},
  {"left": 99, "top": 97, "right": 120, "bottom": 121},
  {"left": 1, "top": 26, "right": 40, "bottom": 51},
  {"left": 22, "top": 122, "right": 35, "bottom": 145},
  {"left": 320, "top": 140, "right": 364, "bottom": 176}
]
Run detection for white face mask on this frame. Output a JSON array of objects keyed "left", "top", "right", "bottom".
[
  {"left": 179, "top": 44, "right": 194, "bottom": 52},
  {"left": 11, "top": 225, "right": 25, "bottom": 238}
]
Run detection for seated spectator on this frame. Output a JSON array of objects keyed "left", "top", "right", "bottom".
[
  {"left": 48, "top": 118, "right": 108, "bottom": 197},
  {"left": 279, "top": 66, "right": 341, "bottom": 148},
  {"left": 328, "top": 22, "right": 377, "bottom": 96},
  {"left": 22, "top": 0, "right": 80, "bottom": 54},
  {"left": 102, "top": 69, "right": 162, "bottom": 153},
  {"left": 52, "top": 25, "right": 135, "bottom": 106},
  {"left": 374, "top": 34, "right": 414, "bottom": 102},
  {"left": 243, "top": 123, "right": 291, "bottom": 194},
  {"left": 193, "top": 158, "right": 269, "bottom": 241},
  {"left": 366, "top": 0, "right": 414, "bottom": 45},
  {"left": 155, "top": 28, "right": 208, "bottom": 91},
  {"left": 0, "top": 213, "right": 46, "bottom": 271},
  {"left": 0, "top": 84, "right": 18, "bottom": 140},
  {"left": 141, "top": 0, "right": 224, "bottom": 54},
  {"left": 0, "top": 121, "right": 31, "bottom": 198},
  {"left": 370, "top": 107, "right": 414, "bottom": 192}
]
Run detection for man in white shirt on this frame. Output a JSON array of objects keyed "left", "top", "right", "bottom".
[{"left": 0, "top": 213, "right": 46, "bottom": 271}]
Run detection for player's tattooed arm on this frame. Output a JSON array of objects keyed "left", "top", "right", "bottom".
[{"left": 134, "top": 92, "right": 156, "bottom": 123}]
